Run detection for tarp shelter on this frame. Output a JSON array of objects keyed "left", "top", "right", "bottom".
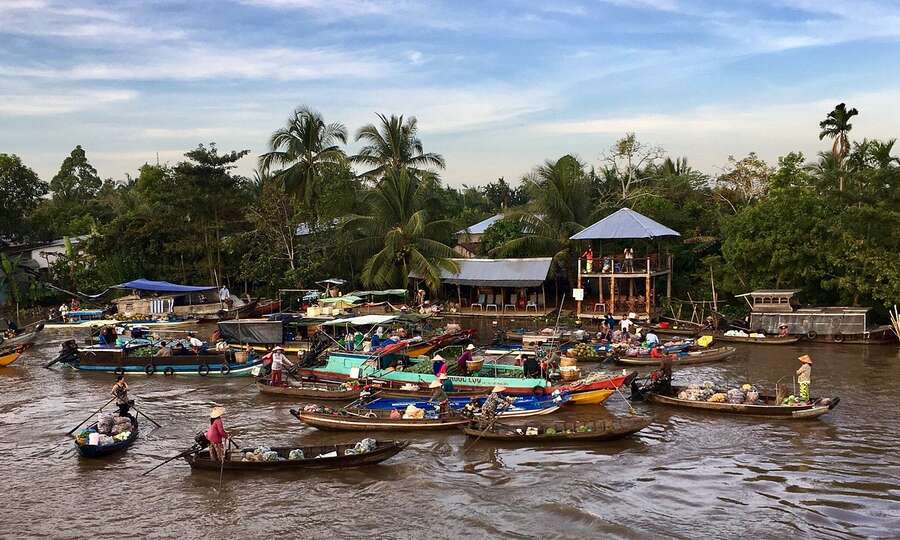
[
  {"left": 434, "top": 258, "right": 553, "bottom": 287},
  {"left": 570, "top": 208, "right": 681, "bottom": 240},
  {"left": 113, "top": 279, "right": 216, "bottom": 294},
  {"left": 350, "top": 289, "right": 408, "bottom": 298},
  {"left": 321, "top": 315, "right": 397, "bottom": 327},
  {"left": 317, "top": 278, "right": 348, "bottom": 286},
  {"left": 319, "top": 295, "right": 362, "bottom": 306},
  {"left": 218, "top": 319, "right": 283, "bottom": 344}
]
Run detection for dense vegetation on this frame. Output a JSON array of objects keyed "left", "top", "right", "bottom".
[{"left": 1, "top": 103, "right": 898, "bottom": 321}]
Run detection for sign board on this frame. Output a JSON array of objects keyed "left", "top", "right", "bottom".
[
  {"left": 349, "top": 367, "right": 361, "bottom": 379},
  {"left": 572, "top": 288, "right": 584, "bottom": 301}
]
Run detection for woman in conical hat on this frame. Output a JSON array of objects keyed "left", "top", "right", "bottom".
[
  {"left": 796, "top": 355, "right": 812, "bottom": 402},
  {"left": 207, "top": 406, "right": 229, "bottom": 463}
]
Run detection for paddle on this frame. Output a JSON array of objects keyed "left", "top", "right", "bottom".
[
  {"left": 218, "top": 437, "right": 238, "bottom": 491},
  {"left": 131, "top": 404, "right": 162, "bottom": 428},
  {"left": 463, "top": 399, "right": 512, "bottom": 453},
  {"left": 141, "top": 446, "right": 204, "bottom": 476},
  {"left": 67, "top": 397, "right": 115, "bottom": 436}
]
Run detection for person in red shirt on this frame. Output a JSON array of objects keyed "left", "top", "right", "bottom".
[{"left": 207, "top": 406, "right": 229, "bottom": 463}]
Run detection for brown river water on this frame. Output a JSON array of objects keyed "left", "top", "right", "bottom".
[{"left": 3, "top": 321, "right": 900, "bottom": 539}]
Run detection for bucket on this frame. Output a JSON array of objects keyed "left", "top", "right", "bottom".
[
  {"left": 235, "top": 351, "right": 248, "bottom": 364},
  {"left": 466, "top": 358, "right": 484, "bottom": 373},
  {"left": 88, "top": 433, "right": 100, "bottom": 446}
]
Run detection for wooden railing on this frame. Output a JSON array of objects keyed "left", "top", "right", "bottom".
[{"left": 579, "top": 254, "right": 671, "bottom": 275}]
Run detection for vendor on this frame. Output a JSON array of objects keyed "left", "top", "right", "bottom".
[
  {"left": 523, "top": 354, "right": 541, "bottom": 378},
  {"left": 207, "top": 406, "right": 230, "bottom": 463},
  {"left": 428, "top": 379, "right": 450, "bottom": 416},
  {"left": 645, "top": 330, "right": 660, "bottom": 347},
  {"left": 155, "top": 341, "right": 172, "bottom": 357},
  {"left": 270, "top": 346, "right": 293, "bottom": 386},
  {"left": 481, "top": 385, "right": 510, "bottom": 419},
  {"left": 457, "top": 344, "right": 475, "bottom": 375},
  {"left": 778, "top": 324, "right": 790, "bottom": 337},
  {"left": 796, "top": 354, "right": 812, "bottom": 402},
  {"left": 431, "top": 354, "right": 446, "bottom": 376},
  {"left": 111, "top": 374, "right": 133, "bottom": 420}
]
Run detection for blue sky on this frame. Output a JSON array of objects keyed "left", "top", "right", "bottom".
[{"left": 2, "top": 0, "right": 900, "bottom": 186}]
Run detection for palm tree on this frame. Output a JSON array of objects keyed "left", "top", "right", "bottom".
[
  {"left": 352, "top": 114, "right": 445, "bottom": 180},
  {"left": 493, "top": 155, "right": 593, "bottom": 291},
  {"left": 818, "top": 103, "right": 859, "bottom": 191},
  {"left": 344, "top": 170, "right": 457, "bottom": 291},
  {"left": 0, "top": 254, "right": 25, "bottom": 324},
  {"left": 259, "top": 106, "right": 348, "bottom": 204},
  {"left": 869, "top": 139, "right": 900, "bottom": 169}
]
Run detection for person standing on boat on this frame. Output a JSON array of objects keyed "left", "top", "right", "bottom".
[
  {"left": 270, "top": 346, "right": 292, "bottom": 386},
  {"left": 431, "top": 354, "right": 446, "bottom": 375},
  {"left": 428, "top": 379, "right": 450, "bottom": 416},
  {"left": 111, "top": 374, "right": 133, "bottom": 420},
  {"left": 645, "top": 330, "right": 660, "bottom": 347},
  {"left": 778, "top": 324, "right": 790, "bottom": 337},
  {"left": 796, "top": 355, "right": 812, "bottom": 402},
  {"left": 457, "top": 344, "right": 475, "bottom": 375},
  {"left": 207, "top": 406, "right": 229, "bottom": 463},
  {"left": 481, "top": 385, "right": 510, "bottom": 419}
]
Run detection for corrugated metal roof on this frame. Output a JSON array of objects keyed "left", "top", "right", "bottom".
[
  {"left": 570, "top": 208, "right": 680, "bottom": 240},
  {"left": 456, "top": 214, "right": 502, "bottom": 235},
  {"left": 423, "top": 258, "right": 553, "bottom": 287}
]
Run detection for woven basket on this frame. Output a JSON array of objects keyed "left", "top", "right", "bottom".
[
  {"left": 466, "top": 358, "right": 484, "bottom": 373},
  {"left": 560, "top": 368, "right": 581, "bottom": 382},
  {"left": 234, "top": 351, "right": 249, "bottom": 364},
  {"left": 559, "top": 356, "right": 577, "bottom": 367}
]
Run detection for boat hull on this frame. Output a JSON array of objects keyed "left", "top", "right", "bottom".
[
  {"left": 464, "top": 415, "right": 651, "bottom": 442},
  {"left": 292, "top": 409, "right": 469, "bottom": 431},
  {"left": 185, "top": 440, "right": 408, "bottom": 471},
  {"left": 256, "top": 381, "right": 359, "bottom": 400},
  {"left": 707, "top": 334, "right": 801, "bottom": 345},
  {"left": 646, "top": 390, "right": 839, "bottom": 419},
  {"left": 615, "top": 346, "right": 736, "bottom": 366},
  {"left": 569, "top": 389, "right": 614, "bottom": 405},
  {"left": 76, "top": 417, "right": 139, "bottom": 458}
]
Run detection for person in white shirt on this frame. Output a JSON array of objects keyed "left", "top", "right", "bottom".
[
  {"left": 645, "top": 331, "right": 660, "bottom": 346},
  {"left": 270, "top": 346, "right": 293, "bottom": 386},
  {"left": 620, "top": 316, "right": 633, "bottom": 334}
]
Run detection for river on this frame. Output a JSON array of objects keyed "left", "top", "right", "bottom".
[{"left": 3, "top": 323, "right": 899, "bottom": 539}]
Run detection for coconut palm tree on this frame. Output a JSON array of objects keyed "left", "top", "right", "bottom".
[
  {"left": 818, "top": 103, "right": 859, "bottom": 191},
  {"left": 492, "top": 155, "right": 592, "bottom": 290},
  {"left": 259, "top": 106, "right": 348, "bottom": 204},
  {"left": 352, "top": 114, "right": 445, "bottom": 181},
  {"left": 869, "top": 138, "right": 899, "bottom": 169},
  {"left": 344, "top": 170, "right": 457, "bottom": 291}
]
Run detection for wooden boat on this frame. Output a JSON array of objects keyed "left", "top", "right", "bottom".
[
  {"left": 645, "top": 386, "right": 840, "bottom": 419},
  {"left": 75, "top": 416, "right": 139, "bottom": 458},
  {"left": 569, "top": 388, "right": 614, "bottom": 405},
  {"left": 256, "top": 380, "right": 360, "bottom": 400},
  {"left": 706, "top": 333, "right": 801, "bottom": 345},
  {"left": 463, "top": 415, "right": 652, "bottom": 442},
  {"left": 184, "top": 440, "right": 408, "bottom": 471},
  {"left": 0, "top": 323, "right": 44, "bottom": 347},
  {"left": 291, "top": 407, "right": 470, "bottom": 431},
  {"left": 1, "top": 343, "right": 33, "bottom": 367},
  {"left": 615, "top": 346, "right": 736, "bottom": 366},
  {"left": 254, "top": 299, "right": 282, "bottom": 316},
  {"left": 403, "top": 329, "right": 477, "bottom": 357},
  {"left": 361, "top": 394, "right": 570, "bottom": 418},
  {"left": 650, "top": 324, "right": 698, "bottom": 337},
  {"left": 52, "top": 340, "right": 263, "bottom": 377},
  {"left": 368, "top": 382, "right": 487, "bottom": 399}
]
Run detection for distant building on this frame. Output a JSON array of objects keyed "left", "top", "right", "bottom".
[
  {"left": 0, "top": 235, "right": 88, "bottom": 272},
  {"left": 453, "top": 214, "right": 503, "bottom": 258}
]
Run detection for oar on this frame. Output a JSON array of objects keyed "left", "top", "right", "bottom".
[
  {"left": 141, "top": 446, "right": 203, "bottom": 476},
  {"left": 131, "top": 404, "right": 162, "bottom": 429},
  {"left": 463, "top": 401, "right": 511, "bottom": 453},
  {"left": 67, "top": 397, "right": 115, "bottom": 436},
  {"left": 217, "top": 439, "right": 229, "bottom": 491}
]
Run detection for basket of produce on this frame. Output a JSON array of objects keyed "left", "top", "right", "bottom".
[
  {"left": 559, "top": 366, "right": 581, "bottom": 382},
  {"left": 466, "top": 358, "right": 484, "bottom": 374},
  {"left": 234, "top": 351, "right": 249, "bottom": 364},
  {"left": 559, "top": 356, "right": 577, "bottom": 367},
  {"left": 569, "top": 343, "right": 600, "bottom": 361}
]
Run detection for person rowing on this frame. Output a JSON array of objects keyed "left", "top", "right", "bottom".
[
  {"left": 111, "top": 374, "right": 134, "bottom": 421},
  {"left": 796, "top": 354, "right": 813, "bottom": 402},
  {"left": 270, "top": 346, "right": 293, "bottom": 386},
  {"left": 428, "top": 378, "right": 450, "bottom": 416},
  {"left": 207, "top": 406, "right": 230, "bottom": 463},
  {"left": 480, "top": 385, "right": 512, "bottom": 419}
]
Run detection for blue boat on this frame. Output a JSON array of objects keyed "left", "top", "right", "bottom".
[
  {"left": 363, "top": 393, "right": 570, "bottom": 418},
  {"left": 75, "top": 417, "right": 139, "bottom": 458}
]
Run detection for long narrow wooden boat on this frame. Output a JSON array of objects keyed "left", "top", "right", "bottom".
[
  {"left": 75, "top": 416, "right": 139, "bottom": 458},
  {"left": 705, "top": 333, "right": 801, "bottom": 345},
  {"left": 254, "top": 299, "right": 282, "bottom": 316},
  {"left": 649, "top": 324, "right": 698, "bottom": 337},
  {"left": 185, "top": 440, "right": 408, "bottom": 471},
  {"left": 400, "top": 329, "right": 478, "bottom": 357},
  {"left": 463, "top": 415, "right": 652, "bottom": 442},
  {"left": 256, "top": 380, "right": 360, "bottom": 400},
  {"left": 52, "top": 340, "right": 263, "bottom": 377},
  {"left": 615, "top": 346, "right": 736, "bottom": 366},
  {"left": 645, "top": 385, "right": 840, "bottom": 419},
  {"left": 0, "top": 323, "right": 44, "bottom": 347},
  {"left": 291, "top": 408, "right": 470, "bottom": 431},
  {"left": 362, "top": 394, "right": 570, "bottom": 418},
  {"left": 0, "top": 343, "right": 32, "bottom": 367},
  {"left": 569, "top": 388, "right": 614, "bottom": 405}
]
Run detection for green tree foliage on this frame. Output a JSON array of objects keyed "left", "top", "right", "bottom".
[
  {"left": 0, "top": 154, "right": 47, "bottom": 241},
  {"left": 50, "top": 145, "right": 101, "bottom": 200},
  {"left": 353, "top": 114, "right": 445, "bottom": 181},
  {"left": 480, "top": 219, "right": 524, "bottom": 255}
]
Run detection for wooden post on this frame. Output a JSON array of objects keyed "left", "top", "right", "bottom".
[
  {"left": 611, "top": 274, "right": 616, "bottom": 316},
  {"left": 645, "top": 273, "right": 651, "bottom": 318},
  {"left": 577, "top": 259, "right": 582, "bottom": 317},
  {"left": 666, "top": 254, "right": 673, "bottom": 298}
]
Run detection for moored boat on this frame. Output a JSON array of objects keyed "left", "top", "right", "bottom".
[
  {"left": 291, "top": 407, "right": 470, "bottom": 431},
  {"left": 705, "top": 333, "right": 801, "bottom": 345},
  {"left": 569, "top": 388, "right": 614, "bottom": 405},
  {"left": 361, "top": 393, "right": 570, "bottom": 418},
  {"left": 644, "top": 385, "right": 840, "bottom": 419},
  {"left": 184, "top": 440, "right": 408, "bottom": 471},
  {"left": 256, "top": 380, "right": 360, "bottom": 400},
  {"left": 0, "top": 323, "right": 44, "bottom": 347},
  {"left": 75, "top": 416, "right": 139, "bottom": 458},
  {"left": 615, "top": 346, "right": 736, "bottom": 366},
  {"left": 463, "top": 414, "right": 652, "bottom": 442}
]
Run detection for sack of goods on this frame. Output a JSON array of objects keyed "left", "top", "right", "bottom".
[
  {"left": 403, "top": 404, "right": 425, "bottom": 419},
  {"left": 724, "top": 330, "right": 749, "bottom": 337},
  {"left": 707, "top": 393, "right": 727, "bottom": 403},
  {"left": 346, "top": 438, "right": 377, "bottom": 455},
  {"left": 111, "top": 417, "right": 132, "bottom": 435},
  {"left": 97, "top": 412, "right": 117, "bottom": 435},
  {"left": 745, "top": 390, "right": 760, "bottom": 404},
  {"left": 288, "top": 449, "right": 305, "bottom": 460},
  {"left": 726, "top": 389, "right": 745, "bottom": 404}
]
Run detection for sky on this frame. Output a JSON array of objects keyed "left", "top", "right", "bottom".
[{"left": 2, "top": 0, "right": 900, "bottom": 187}]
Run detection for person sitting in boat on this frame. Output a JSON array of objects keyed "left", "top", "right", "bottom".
[
  {"left": 457, "top": 344, "right": 475, "bottom": 375},
  {"left": 645, "top": 330, "right": 660, "bottom": 347},
  {"left": 431, "top": 354, "right": 447, "bottom": 375},
  {"left": 428, "top": 379, "right": 450, "bottom": 416},
  {"left": 523, "top": 354, "right": 542, "bottom": 378},
  {"left": 796, "top": 354, "right": 812, "bottom": 402},
  {"left": 111, "top": 374, "right": 134, "bottom": 421},
  {"left": 481, "top": 386, "right": 512, "bottom": 419},
  {"left": 270, "top": 346, "right": 292, "bottom": 386},
  {"left": 187, "top": 333, "right": 205, "bottom": 354},
  {"left": 173, "top": 342, "right": 189, "bottom": 355},
  {"left": 778, "top": 324, "right": 790, "bottom": 337},
  {"left": 5, "top": 319, "right": 19, "bottom": 338},
  {"left": 650, "top": 356, "right": 673, "bottom": 395},
  {"left": 207, "top": 406, "right": 229, "bottom": 463},
  {"left": 155, "top": 341, "right": 172, "bottom": 357}
]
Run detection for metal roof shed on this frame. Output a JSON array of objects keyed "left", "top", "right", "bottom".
[
  {"left": 570, "top": 208, "right": 680, "bottom": 240},
  {"left": 438, "top": 257, "right": 553, "bottom": 287}
]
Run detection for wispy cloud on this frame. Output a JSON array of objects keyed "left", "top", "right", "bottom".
[{"left": 0, "top": 89, "right": 137, "bottom": 116}]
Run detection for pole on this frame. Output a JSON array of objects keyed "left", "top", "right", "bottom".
[
  {"left": 67, "top": 397, "right": 116, "bottom": 435},
  {"left": 131, "top": 404, "right": 162, "bottom": 428},
  {"left": 141, "top": 446, "right": 203, "bottom": 476}
]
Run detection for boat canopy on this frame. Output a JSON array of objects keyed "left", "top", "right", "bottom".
[
  {"left": 321, "top": 315, "right": 398, "bottom": 327},
  {"left": 318, "top": 295, "right": 362, "bottom": 305},
  {"left": 113, "top": 279, "right": 216, "bottom": 294},
  {"left": 570, "top": 208, "right": 680, "bottom": 240},
  {"left": 349, "top": 289, "right": 408, "bottom": 297},
  {"left": 316, "top": 278, "right": 348, "bottom": 286},
  {"left": 218, "top": 319, "right": 283, "bottom": 344}
]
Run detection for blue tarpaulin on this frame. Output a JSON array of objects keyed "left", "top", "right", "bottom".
[
  {"left": 113, "top": 279, "right": 216, "bottom": 294},
  {"left": 570, "top": 208, "right": 680, "bottom": 240}
]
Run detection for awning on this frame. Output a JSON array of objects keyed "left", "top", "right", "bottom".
[
  {"left": 319, "top": 295, "right": 362, "bottom": 305},
  {"left": 350, "top": 289, "right": 408, "bottom": 298},
  {"left": 316, "top": 278, "right": 348, "bottom": 286},
  {"left": 112, "top": 279, "right": 216, "bottom": 294},
  {"left": 321, "top": 315, "right": 398, "bottom": 327},
  {"left": 414, "top": 258, "right": 552, "bottom": 287},
  {"left": 570, "top": 208, "right": 680, "bottom": 240},
  {"left": 217, "top": 319, "right": 283, "bottom": 344}
]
